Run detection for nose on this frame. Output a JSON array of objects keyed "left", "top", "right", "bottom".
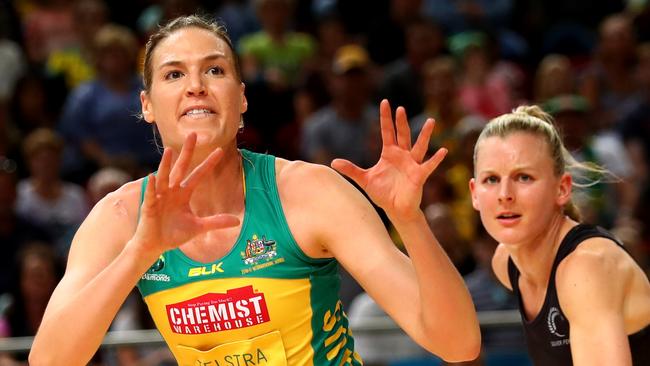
[
  {"left": 498, "top": 180, "right": 514, "bottom": 203},
  {"left": 186, "top": 73, "right": 206, "bottom": 96}
]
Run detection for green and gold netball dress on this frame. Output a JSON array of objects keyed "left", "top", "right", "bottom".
[{"left": 137, "top": 150, "right": 362, "bottom": 366}]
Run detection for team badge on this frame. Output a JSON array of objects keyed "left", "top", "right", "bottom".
[
  {"left": 141, "top": 255, "right": 170, "bottom": 282},
  {"left": 241, "top": 234, "right": 277, "bottom": 265}
]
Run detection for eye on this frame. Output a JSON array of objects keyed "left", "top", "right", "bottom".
[
  {"left": 483, "top": 175, "right": 499, "bottom": 184},
  {"left": 164, "top": 70, "right": 183, "bottom": 80},
  {"left": 517, "top": 174, "right": 533, "bottom": 182},
  {"left": 207, "top": 66, "right": 224, "bottom": 76}
]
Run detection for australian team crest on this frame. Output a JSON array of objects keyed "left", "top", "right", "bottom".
[{"left": 241, "top": 234, "right": 277, "bottom": 265}]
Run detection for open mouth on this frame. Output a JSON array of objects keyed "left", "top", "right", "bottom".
[
  {"left": 183, "top": 108, "right": 215, "bottom": 118},
  {"left": 497, "top": 213, "right": 521, "bottom": 219}
]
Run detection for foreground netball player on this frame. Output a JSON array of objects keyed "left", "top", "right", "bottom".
[
  {"left": 30, "top": 16, "right": 480, "bottom": 365},
  {"left": 470, "top": 106, "right": 650, "bottom": 365}
]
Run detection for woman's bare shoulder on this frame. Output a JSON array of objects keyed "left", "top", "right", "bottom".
[
  {"left": 96, "top": 178, "right": 146, "bottom": 216},
  {"left": 64, "top": 177, "right": 149, "bottom": 274},
  {"left": 81, "top": 177, "right": 147, "bottom": 238},
  {"left": 274, "top": 158, "right": 347, "bottom": 197}
]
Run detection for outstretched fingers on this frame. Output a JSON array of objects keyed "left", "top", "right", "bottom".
[
  {"left": 379, "top": 99, "right": 396, "bottom": 147},
  {"left": 156, "top": 148, "right": 172, "bottom": 193},
  {"left": 412, "top": 118, "right": 435, "bottom": 163},
  {"left": 170, "top": 133, "right": 197, "bottom": 186},
  {"left": 181, "top": 148, "right": 224, "bottom": 190},
  {"left": 395, "top": 106, "right": 412, "bottom": 150},
  {"left": 422, "top": 148, "right": 448, "bottom": 177},
  {"left": 143, "top": 173, "right": 158, "bottom": 213},
  {"left": 331, "top": 159, "right": 368, "bottom": 189}
]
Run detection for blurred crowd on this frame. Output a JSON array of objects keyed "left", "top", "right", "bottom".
[{"left": 0, "top": 0, "right": 649, "bottom": 365}]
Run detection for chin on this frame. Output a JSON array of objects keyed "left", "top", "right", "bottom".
[
  {"left": 485, "top": 223, "right": 526, "bottom": 246},
  {"left": 193, "top": 131, "right": 212, "bottom": 145}
]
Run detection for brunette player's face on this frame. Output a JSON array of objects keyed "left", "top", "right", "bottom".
[
  {"left": 469, "top": 132, "right": 571, "bottom": 247},
  {"left": 140, "top": 27, "right": 246, "bottom": 150}
]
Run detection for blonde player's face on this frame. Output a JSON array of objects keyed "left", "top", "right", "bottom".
[
  {"left": 140, "top": 27, "right": 247, "bottom": 150},
  {"left": 469, "top": 132, "right": 571, "bottom": 247}
]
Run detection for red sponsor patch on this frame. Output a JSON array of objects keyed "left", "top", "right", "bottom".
[{"left": 166, "top": 285, "right": 270, "bottom": 334}]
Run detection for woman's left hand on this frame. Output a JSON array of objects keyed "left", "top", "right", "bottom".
[{"left": 332, "top": 99, "right": 447, "bottom": 221}]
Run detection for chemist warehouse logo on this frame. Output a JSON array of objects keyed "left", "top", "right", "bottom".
[{"left": 166, "top": 286, "right": 270, "bottom": 335}]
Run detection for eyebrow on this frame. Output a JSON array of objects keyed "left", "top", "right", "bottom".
[
  {"left": 477, "top": 165, "right": 537, "bottom": 175},
  {"left": 158, "top": 52, "right": 227, "bottom": 69}
]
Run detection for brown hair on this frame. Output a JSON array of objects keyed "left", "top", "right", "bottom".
[
  {"left": 473, "top": 105, "right": 612, "bottom": 221},
  {"left": 142, "top": 15, "right": 241, "bottom": 92}
]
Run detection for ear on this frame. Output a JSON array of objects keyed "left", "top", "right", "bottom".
[
  {"left": 140, "top": 90, "right": 154, "bottom": 124},
  {"left": 240, "top": 82, "right": 248, "bottom": 114},
  {"left": 469, "top": 178, "right": 480, "bottom": 211},
  {"left": 556, "top": 172, "right": 572, "bottom": 206}
]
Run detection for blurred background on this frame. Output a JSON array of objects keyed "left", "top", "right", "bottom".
[{"left": 0, "top": 0, "right": 649, "bottom": 365}]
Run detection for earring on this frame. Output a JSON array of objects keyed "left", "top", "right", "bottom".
[{"left": 238, "top": 115, "right": 245, "bottom": 133}]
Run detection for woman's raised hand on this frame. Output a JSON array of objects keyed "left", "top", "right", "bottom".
[
  {"left": 133, "top": 133, "right": 240, "bottom": 255},
  {"left": 331, "top": 99, "right": 447, "bottom": 221}
]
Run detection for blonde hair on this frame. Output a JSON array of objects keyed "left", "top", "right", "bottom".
[{"left": 473, "top": 105, "right": 611, "bottom": 221}]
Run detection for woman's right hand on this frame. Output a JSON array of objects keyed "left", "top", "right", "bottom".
[{"left": 132, "top": 132, "right": 240, "bottom": 257}]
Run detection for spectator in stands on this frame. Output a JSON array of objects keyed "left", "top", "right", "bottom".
[
  {"left": 379, "top": 17, "right": 444, "bottom": 118},
  {"left": 238, "top": 0, "right": 317, "bottom": 152},
  {"left": 10, "top": 71, "right": 60, "bottom": 136},
  {"left": 58, "top": 24, "right": 159, "bottom": 182},
  {"left": 46, "top": 0, "right": 109, "bottom": 91},
  {"left": 411, "top": 56, "right": 467, "bottom": 152},
  {"left": 365, "top": 0, "right": 425, "bottom": 66},
  {"left": 452, "top": 31, "right": 517, "bottom": 120},
  {"left": 580, "top": 13, "right": 643, "bottom": 130},
  {"left": 213, "top": 0, "right": 259, "bottom": 47},
  {"left": 0, "top": 165, "right": 51, "bottom": 295},
  {"left": 21, "top": 0, "right": 77, "bottom": 65},
  {"left": 302, "top": 44, "right": 380, "bottom": 168},
  {"left": 0, "top": 243, "right": 63, "bottom": 363},
  {"left": 16, "top": 128, "right": 88, "bottom": 256},
  {"left": 239, "top": 0, "right": 316, "bottom": 89},
  {"left": 534, "top": 54, "right": 576, "bottom": 103}
]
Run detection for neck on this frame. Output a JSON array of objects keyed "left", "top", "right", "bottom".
[
  {"left": 506, "top": 214, "right": 574, "bottom": 287},
  {"left": 186, "top": 145, "right": 245, "bottom": 217}
]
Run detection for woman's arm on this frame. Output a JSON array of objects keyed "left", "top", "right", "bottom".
[
  {"left": 30, "top": 134, "right": 239, "bottom": 365},
  {"left": 557, "top": 238, "right": 634, "bottom": 366},
  {"left": 29, "top": 184, "right": 156, "bottom": 365},
  {"left": 280, "top": 101, "right": 480, "bottom": 362}
]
